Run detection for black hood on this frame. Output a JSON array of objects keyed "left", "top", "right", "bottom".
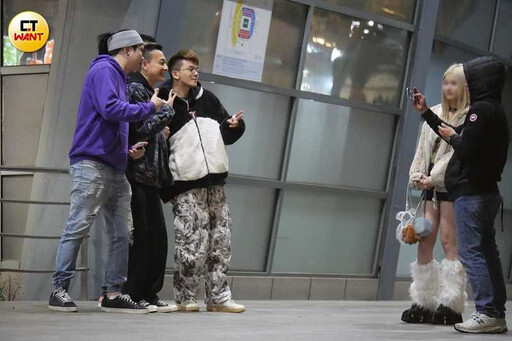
[
  {"left": 463, "top": 56, "right": 505, "bottom": 104},
  {"left": 187, "top": 81, "right": 203, "bottom": 102},
  {"left": 127, "top": 71, "right": 153, "bottom": 93},
  {"left": 156, "top": 79, "right": 203, "bottom": 103}
]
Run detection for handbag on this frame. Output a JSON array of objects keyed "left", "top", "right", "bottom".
[{"left": 395, "top": 185, "right": 433, "bottom": 245}]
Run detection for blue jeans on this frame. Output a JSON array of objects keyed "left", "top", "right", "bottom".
[
  {"left": 454, "top": 194, "right": 507, "bottom": 318},
  {"left": 52, "top": 160, "right": 132, "bottom": 293}
]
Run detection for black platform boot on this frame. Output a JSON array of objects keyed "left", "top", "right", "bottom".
[
  {"left": 401, "top": 303, "right": 434, "bottom": 323},
  {"left": 432, "top": 304, "right": 463, "bottom": 325}
]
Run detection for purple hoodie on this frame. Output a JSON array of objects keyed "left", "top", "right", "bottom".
[{"left": 68, "top": 55, "right": 156, "bottom": 170}]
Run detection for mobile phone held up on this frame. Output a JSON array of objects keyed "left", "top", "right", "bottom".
[{"left": 405, "top": 87, "right": 419, "bottom": 105}]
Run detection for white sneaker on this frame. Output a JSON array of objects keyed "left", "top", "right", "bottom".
[
  {"left": 455, "top": 312, "right": 508, "bottom": 334},
  {"left": 206, "top": 299, "right": 245, "bottom": 313},
  {"left": 176, "top": 301, "right": 200, "bottom": 312}
]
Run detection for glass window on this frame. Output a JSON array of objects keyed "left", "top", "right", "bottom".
[
  {"left": 2, "top": 0, "right": 59, "bottom": 66},
  {"left": 272, "top": 189, "right": 382, "bottom": 274},
  {"left": 2, "top": 74, "right": 48, "bottom": 165},
  {"left": 493, "top": 0, "right": 512, "bottom": 59},
  {"left": 226, "top": 184, "right": 276, "bottom": 271},
  {"left": 301, "top": 8, "right": 409, "bottom": 106},
  {"left": 203, "top": 82, "right": 291, "bottom": 180},
  {"left": 321, "top": 0, "right": 416, "bottom": 22},
  {"left": 435, "top": 0, "right": 497, "bottom": 51},
  {"left": 179, "top": 0, "right": 307, "bottom": 88},
  {"left": 424, "top": 40, "right": 480, "bottom": 106},
  {"left": 286, "top": 100, "right": 396, "bottom": 191}
]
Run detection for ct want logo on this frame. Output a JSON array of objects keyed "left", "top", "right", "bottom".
[
  {"left": 469, "top": 113, "right": 478, "bottom": 122},
  {"left": 8, "top": 11, "right": 49, "bottom": 53}
]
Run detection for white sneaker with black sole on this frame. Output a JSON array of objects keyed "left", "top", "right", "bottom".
[
  {"left": 48, "top": 287, "right": 78, "bottom": 312},
  {"left": 100, "top": 294, "right": 149, "bottom": 314},
  {"left": 455, "top": 312, "right": 508, "bottom": 334},
  {"left": 138, "top": 299, "right": 158, "bottom": 313}
]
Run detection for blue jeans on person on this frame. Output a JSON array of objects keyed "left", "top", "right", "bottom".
[
  {"left": 52, "top": 160, "right": 132, "bottom": 294},
  {"left": 454, "top": 194, "right": 507, "bottom": 318}
]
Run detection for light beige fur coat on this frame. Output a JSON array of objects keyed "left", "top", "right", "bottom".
[{"left": 409, "top": 104, "right": 468, "bottom": 192}]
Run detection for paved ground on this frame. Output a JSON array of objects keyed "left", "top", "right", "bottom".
[{"left": 0, "top": 301, "right": 510, "bottom": 340}]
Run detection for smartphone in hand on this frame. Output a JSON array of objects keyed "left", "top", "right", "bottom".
[{"left": 406, "top": 87, "right": 419, "bottom": 105}]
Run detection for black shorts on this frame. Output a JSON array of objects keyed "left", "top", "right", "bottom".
[{"left": 425, "top": 189, "right": 452, "bottom": 202}]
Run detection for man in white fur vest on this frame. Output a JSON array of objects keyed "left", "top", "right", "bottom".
[{"left": 157, "top": 50, "right": 246, "bottom": 313}]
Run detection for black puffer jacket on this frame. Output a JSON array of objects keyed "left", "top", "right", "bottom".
[
  {"left": 125, "top": 72, "right": 175, "bottom": 190},
  {"left": 423, "top": 56, "right": 509, "bottom": 199}
]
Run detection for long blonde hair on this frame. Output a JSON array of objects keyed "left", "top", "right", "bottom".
[{"left": 441, "top": 63, "right": 470, "bottom": 121}]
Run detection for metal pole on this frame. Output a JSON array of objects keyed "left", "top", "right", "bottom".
[{"left": 377, "top": 0, "right": 440, "bottom": 300}]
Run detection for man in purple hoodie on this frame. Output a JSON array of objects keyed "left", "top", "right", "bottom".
[{"left": 49, "top": 29, "right": 172, "bottom": 314}]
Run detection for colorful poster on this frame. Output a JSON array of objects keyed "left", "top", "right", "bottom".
[{"left": 213, "top": 0, "right": 274, "bottom": 82}]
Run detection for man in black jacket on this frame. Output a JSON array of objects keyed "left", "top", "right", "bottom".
[
  {"left": 411, "top": 56, "right": 508, "bottom": 334},
  {"left": 122, "top": 41, "right": 177, "bottom": 312},
  {"left": 158, "top": 50, "right": 246, "bottom": 313}
]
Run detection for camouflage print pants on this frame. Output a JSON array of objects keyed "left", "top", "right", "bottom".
[{"left": 171, "top": 185, "right": 232, "bottom": 304}]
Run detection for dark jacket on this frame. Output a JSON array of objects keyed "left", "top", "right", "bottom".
[
  {"left": 157, "top": 79, "right": 245, "bottom": 198},
  {"left": 422, "top": 56, "right": 509, "bottom": 199},
  {"left": 126, "top": 72, "right": 174, "bottom": 190}
]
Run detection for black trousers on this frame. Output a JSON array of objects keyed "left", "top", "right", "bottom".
[{"left": 123, "top": 181, "right": 168, "bottom": 302}]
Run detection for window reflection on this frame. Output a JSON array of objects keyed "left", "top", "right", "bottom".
[
  {"left": 435, "top": 0, "right": 496, "bottom": 50},
  {"left": 492, "top": 0, "right": 512, "bottom": 60},
  {"left": 301, "top": 8, "right": 409, "bottom": 106},
  {"left": 287, "top": 100, "right": 396, "bottom": 190},
  {"left": 322, "top": 0, "right": 416, "bottom": 22}
]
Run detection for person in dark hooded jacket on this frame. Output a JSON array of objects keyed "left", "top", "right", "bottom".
[
  {"left": 122, "top": 41, "right": 177, "bottom": 313},
  {"left": 411, "top": 56, "right": 509, "bottom": 334}
]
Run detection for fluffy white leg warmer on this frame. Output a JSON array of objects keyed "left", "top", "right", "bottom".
[
  {"left": 409, "top": 260, "right": 439, "bottom": 311},
  {"left": 437, "top": 259, "right": 467, "bottom": 314}
]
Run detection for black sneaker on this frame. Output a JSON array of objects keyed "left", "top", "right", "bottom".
[
  {"left": 401, "top": 303, "right": 434, "bottom": 323},
  {"left": 100, "top": 294, "right": 149, "bottom": 314},
  {"left": 138, "top": 299, "right": 158, "bottom": 313},
  {"left": 147, "top": 298, "right": 178, "bottom": 313},
  {"left": 433, "top": 304, "right": 463, "bottom": 325},
  {"left": 48, "top": 287, "right": 78, "bottom": 312}
]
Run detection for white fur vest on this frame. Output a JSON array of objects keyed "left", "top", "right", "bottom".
[{"left": 409, "top": 104, "right": 468, "bottom": 192}]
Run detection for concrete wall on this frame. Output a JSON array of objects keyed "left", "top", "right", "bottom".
[{"left": 20, "top": 0, "right": 161, "bottom": 300}]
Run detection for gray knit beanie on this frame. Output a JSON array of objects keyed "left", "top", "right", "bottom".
[{"left": 107, "top": 30, "right": 143, "bottom": 52}]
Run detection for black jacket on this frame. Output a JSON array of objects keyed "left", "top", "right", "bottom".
[
  {"left": 157, "top": 79, "right": 245, "bottom": 198},
  {"left": 422, "top": 56, "right": 509, "bottom": 199},
  {"left": 126, "top": 72, "right": 174, "bottom": 191}
]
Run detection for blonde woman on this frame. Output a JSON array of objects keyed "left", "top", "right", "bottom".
[{"left": 402, "top": 64, "right": 469, "bottom": 325}]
